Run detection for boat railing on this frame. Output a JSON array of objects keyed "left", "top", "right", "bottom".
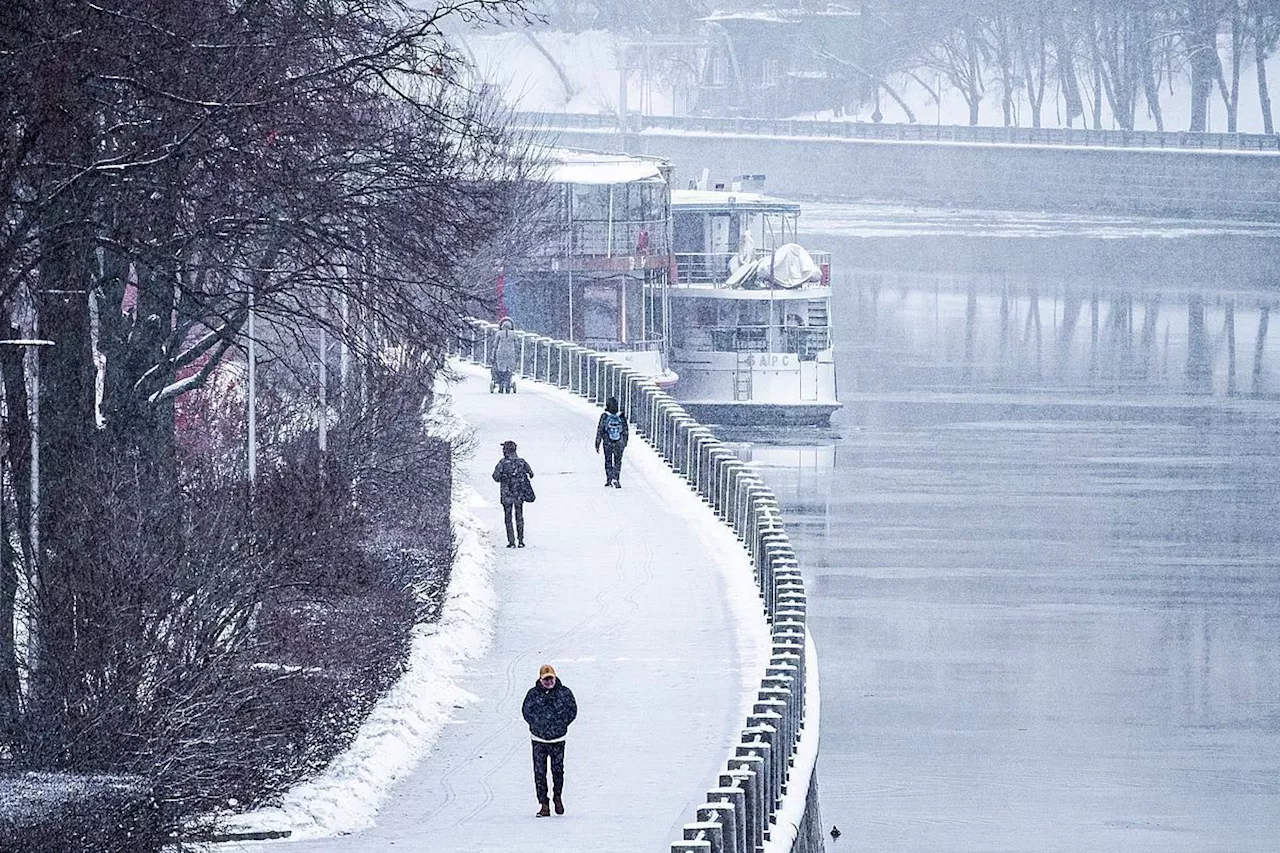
[
  {"left": 692, "top": 325, "right": 830, "bottom": 358},
  {"left": 583, "top": 337, "right": 666, "bottom": 353},
  {"left": 526, "top": 218, "right": 670, "bottom": 258},
  {"left": 674, "top": 249, "right": 832, "bottom": 286}
]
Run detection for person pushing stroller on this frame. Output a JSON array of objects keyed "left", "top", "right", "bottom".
[{"left": 491, "top": 316, "right": 517, "bottom": 393}]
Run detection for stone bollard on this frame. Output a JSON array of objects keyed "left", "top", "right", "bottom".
[
  {"left": 742, "top": 721, "right": 780, "bottom": 824},
  {"left": 672, "top": 842, "right": 712, "bottom": 853},
  {"left": 738, "top": 482, "right": 769, "bottom": 542},
  {"left": 684, "top": 822, "right": 724, "bottom": 853},
  {"left": 704, "top": 448, "right": 733, "bottom": 508},
  {"left": 753, "top": 699, "right": 792, "bottom": 789},
  {"left": 719, "top": 461, "right": 747, "bottom": 521},
  {"left": 761, "top": 673, "right": 798, "bottom": 738},
  {"left": 736, "top": 737, "right": 773, "bottom": 844},
  {"left": 729, "top": 755, "right": 767, "bottom": 853},
  {"left": 699, "top": 802, "right": 739, "bottom": 853},
  {"left": 758, "top": 688, "right": 795, "bottom": 747},
  {"left": 704, "top": 787, "right": 746, "bottom": 853}
]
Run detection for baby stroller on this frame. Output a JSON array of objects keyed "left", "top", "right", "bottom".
[{"left": 489, "top": 365, "right": 515, "bottom": 394}]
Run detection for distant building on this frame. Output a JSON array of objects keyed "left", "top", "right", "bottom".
[{"left": 697, "top": 4, "right": 869, "bottom": 118}]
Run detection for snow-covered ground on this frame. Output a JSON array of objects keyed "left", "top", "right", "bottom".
[{"left": 227, "top": 362, "right": 771, "bottom": 851}]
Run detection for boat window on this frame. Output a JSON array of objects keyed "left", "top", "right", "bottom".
[
  {"left": 571, "top": 184, "right": 609, "bottom": 221},
  {"left": 673, "top": 212, "right": 704, "bottom": 252},
  {"left": 738, "top": 301, "right": 770, "bottom": 328}
]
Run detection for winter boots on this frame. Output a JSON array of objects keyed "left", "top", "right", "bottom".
[{"left": 534, "top": 797, "right": 564, "bottom": 817}]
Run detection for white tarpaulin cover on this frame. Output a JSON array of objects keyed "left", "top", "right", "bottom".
[{"left": 724, "top": 243, "right": 823, "bottom": 289}]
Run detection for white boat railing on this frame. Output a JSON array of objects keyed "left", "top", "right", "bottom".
[
  {"left": 674, "top": 250, "right": 832, "bottom": 286},
  {"left": 584, "top": 337, "right": 666, "bottom": 353},
  {"left": 690, "top": 326, "right": 831, "bottom": 357}
]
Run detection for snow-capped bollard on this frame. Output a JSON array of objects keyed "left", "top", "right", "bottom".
[
  {"left": 684, "top": 821, "right": 724, "bottom": 853},
  {"left": 752, "top": 701, "right": 791, "bottom": 790},
  {"left": 736, "top": 479, "right": 766, "bottom": 541},
  {"left": 671, "top": 841, "right": 712, "bottom": 853},
  {"left": 773, "top": 635, "right": 806, "bottom": 695},
  {"left": 762, "top": 673, "right": 799, "bottom": 732},
  {"left": 700, "top": 800, "right": 741, "bottom": 853},
  {"left": 736, "top": 738, "right": 773, "bottom": 843},
  {"left": 742, "top": 724, "right": 779, "bottom": 821},
  {"left": 706, "top": 787, "right": 747, "bottom": 853},
  {"left": 757, "top": 691, "right": 795, "bottom": 766},
  {"left": 728, "top": 756, "right": 766, "bottom": 852},
  {"left": 719, "top": 461, "right": 747, "bottom": 520}
]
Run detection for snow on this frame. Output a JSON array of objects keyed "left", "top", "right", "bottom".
[
  {"left": 226, "top": 361, "right": 776, "bottom": 852},
  {"left": 546, "top": 148, "right": 665, "bottom": 185},
  {"left": 761, "top": 631, "right": 820, "bottom": 853},
  {"left": 221, "top": 392, "right": 499, "bottom": 840},
  {"left": 671, "top": 188, "right": 800, "bottom": 211}
]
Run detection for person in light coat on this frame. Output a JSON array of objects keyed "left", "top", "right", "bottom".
[{"left": 492, "top": 316, "right": 518, "bottom": 393}]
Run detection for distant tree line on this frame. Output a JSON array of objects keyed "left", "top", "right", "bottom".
[
  {"left": 849, "top": 0, "right": 1280, "bottom": 131},
  {"left": 2, "top": 0, "right": 541, "bottom": 835},
  {"left": 532, "top": 0, "right": 1280, "bottom": 131}
]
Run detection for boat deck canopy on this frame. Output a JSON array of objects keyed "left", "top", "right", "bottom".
[{"left": 671, "top": 188, "right": 801, "bottom": 214}]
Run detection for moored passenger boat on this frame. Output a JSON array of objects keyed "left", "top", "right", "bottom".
[
  {"left": 498, "top": 148, "right": 678, "bottom": 389},
  {"left": 668, "top": 187, "right": 840, "bottom": 426}
]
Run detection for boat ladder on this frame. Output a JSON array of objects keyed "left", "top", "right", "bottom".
[{"left": 735, "top": 350, "right": 753, "bottom": 401}]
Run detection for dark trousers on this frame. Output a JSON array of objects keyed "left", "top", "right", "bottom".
[
  {"left": 503, "top": 500, "right": 524, "bottom": 545},
  {"left": 603, "top": 439, "right": 624, "bottom": 483},
  {"left": 531, "top": 740, "right": 565, "bottom": 804}
]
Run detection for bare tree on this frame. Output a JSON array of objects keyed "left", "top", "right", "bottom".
[{"left": 1, "top": 0, "right": 544, "bottom": 815}]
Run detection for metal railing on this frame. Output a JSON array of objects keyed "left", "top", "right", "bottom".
[
  {"left": 584, "top": 337, "right": 666, "bottom": 352},
  {"left": 517, "top": 110, "right": 1280, "bottom": 153},
  {"left": 685, "top": 326, "right": 830, "bottom": 359},
  {"left": 674, "top": 251, "right": 832, "bottom": 287},
  {"left": 456, "top": 317, "right": 820, "bottom": 853}
]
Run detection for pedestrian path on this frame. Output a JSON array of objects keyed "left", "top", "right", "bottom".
[{"left": 236, "top": 362, "right": 769, "bottom": 852}]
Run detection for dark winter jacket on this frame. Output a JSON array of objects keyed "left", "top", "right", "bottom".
[
  {"left": 492, "top": 454, "right": 534, "bottom": 506},
  {"left": 522, "top": 679, "right": 578, "bottom": 742},
  {"left": 594, "top": 410, "right": 629, "bottom": 450}
]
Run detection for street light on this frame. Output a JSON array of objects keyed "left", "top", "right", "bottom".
[
  {"left": 0, "top": 338, "right": 54, "bottom": 709},
  {"left": 0, "top": 339, "right": 55, "bottom": 560}
]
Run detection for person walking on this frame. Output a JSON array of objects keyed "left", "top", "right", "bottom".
[
  {"left": 522, "top": 664, "right": 578, "bottom": 817},
  {"left": 492, "top": 439, "right": 534, "bottom": 548},
  {"left": 594, "top": 396, "right": 629, "bottom": 488},
  {"left": 492, "top": 316, "right": 518, "bottom": 393}
]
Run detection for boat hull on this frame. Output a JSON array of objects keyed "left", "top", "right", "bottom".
[{"left": 676, "top": 400, "right": 842, "bottom": 427}]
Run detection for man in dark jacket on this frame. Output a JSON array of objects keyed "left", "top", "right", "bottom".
[
  {"left": 521, "top": 663, "right": 578, "bottom": 817},
  {"left": 492, "top": 440, "right": 533, "bottom": 548},
  {"left": 594, "top": 396, "right": 629, "bottom": 488}
]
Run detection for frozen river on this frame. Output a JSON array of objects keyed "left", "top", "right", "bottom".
[{"left": 719, "top": 205, "right": 1280, "bottom": 852}]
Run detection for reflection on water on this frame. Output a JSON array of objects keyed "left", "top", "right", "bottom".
[
  {"left": 844, "top": 273, "right": 1280, "bottom": 398},
  {"left": 727, "top": 209, "right": 1280, "bottom": 852}
]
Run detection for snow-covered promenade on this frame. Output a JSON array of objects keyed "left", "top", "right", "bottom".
[{"left": 232, "top": 360, "right": 770, "bottom": 852}]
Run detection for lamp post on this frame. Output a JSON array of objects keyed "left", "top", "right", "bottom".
[
  {"left": 0, "top": 338, "right": 55, "bottom": 725},
  {"left": 0, "top": 339, "right": 55, "bottom": 564}
]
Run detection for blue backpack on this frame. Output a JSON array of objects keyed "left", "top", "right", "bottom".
[{"left": 604, "top": 412, "right": 624, "bottom": 442}]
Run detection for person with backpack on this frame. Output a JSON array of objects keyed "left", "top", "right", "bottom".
[
  {"left": 594, "top": 396, "right": 628, "bottom": 488},
  {"left": 492, "top": 439, "right": 534, "bottom": 547},
  {"left": 522, "top": 663, "right": 578, "bottom": 817}
]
